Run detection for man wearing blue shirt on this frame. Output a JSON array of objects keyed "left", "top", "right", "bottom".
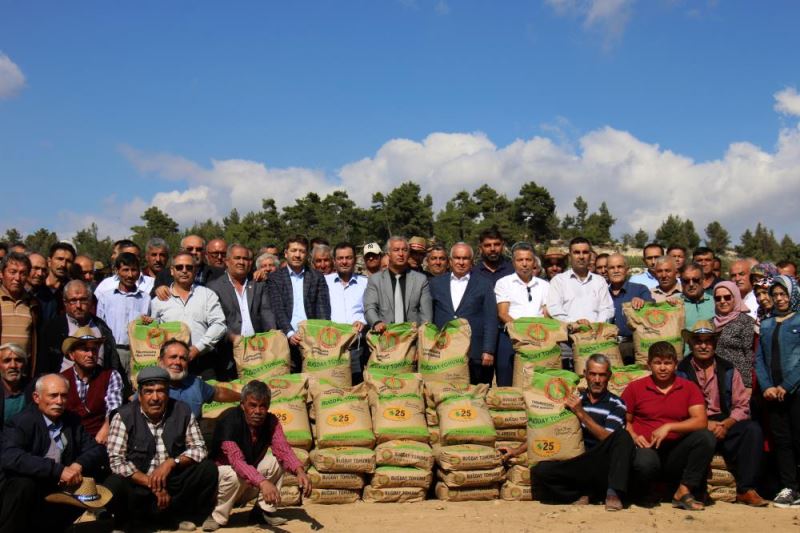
[
  {"left": 607, "top": 254, "right": 653, "bottom": 363},
  {"left": 325, "top": 243, "right": 368, "bottom": 383},
  {"left": 629, "top": 243, "right": 663, "bottom": 290}
]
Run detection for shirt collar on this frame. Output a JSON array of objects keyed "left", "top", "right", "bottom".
[
  {"left": 512, "top": 273, "right": 538, "bottom": 287},
  {"left": 580, "top": 388, "right": 611, "bottom": 404},
  {"left": 450, "top": 272, "right": 470, "bottom": 282},
  {"left": 42, "top": 414, "right": 62, "bottom": 430},
  {"left": 568, "top": 269, "right": 593, "bottom": 282},
  {"left": 333, "top": 273, "right": 360, "bottom": 285},
  {"left": 288, "top": 266, "right": 305, "bottom": 278},
  {"left": 67, "top": 314, "right": 96, "bottom": 328},
  {"left": 226, "top": 272, "right": 250, "bottom": 288}
]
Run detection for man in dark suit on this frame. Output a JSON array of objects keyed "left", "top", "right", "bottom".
[
  {"left": 207, "top": 244, "right": 276, "bottom": 380},
  {"left": 364, "top": 236, "right": 433, "bottom": 332},
  {"left": 267, "top": 235, "right": 331, "bottom": 370},
  {"left": 429, "top": 243, "right": 498, "bottom": 384},
  {"left": 1, "top": 373, "right": 108, "bottom": 530},
  {"left": 36, "top": 281, "right": 129, "bottom": 390}
]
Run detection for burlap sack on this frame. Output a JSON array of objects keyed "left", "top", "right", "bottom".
[
  {"left": 495, "top": 428, "right": 527, "bottom": 442},
  {"left": 299, "top": 319, "right": 359, "bottom": 387},
  {"left": 278, "top": 485, "right": 302, "bottom": 507},
  {"left": 486, "top": 387, "right": 526, "bottom": 411},
  {"left": 434, "top": 444, "right": 502, "bottom": 471},
  {"left": 507, "top": 318, "right": 568, "bottom": 388},
  {"left": 128, "top": 320, "right": 191, "bottom": 388},
  {"left": 524, "top": 369, "right": 585, "bottom": 465},
  {"left": 570, "top": 323, "right": 623, "bottom": 375},
  {"left": 623, "top": 301, "right": 685, "bottom": 365},
  {"left": 200, "top": 380, "right": 242, "bottom": 420},
  {"left": 432, "top": 384, "right": 496, "bottom": 445},
  {"left": 429, "top": 426, "right": 440, "bottom": 446},
  {"left": 489, "top": 410, "right": 527, "bottom": 429},
  {"left": 308, "top": 488, "right": 360, "bottom": 504},
  {"left": 437, "top": 465, "right": 505, "bottom": 488},
  {"left": 310, "top": 447, "right": 376, "bottom": 473},
  {"left": 267, "top": 374, "right": 313, "bottom": 450},
  {"left": 311, "top": 381, "right": 375, "bottom": 448},
  {"left": 417, "top": 319, "right": 471, "bottom": 385},
  {"left": 375, "top": 440, "right": 434, "bottom": 470},
  {"left": 710, "top": 454, "right": 728, "bottom": 471},
  {"left": 500, "top": 481, "right": 533, "bottom": 501},
  {"left": 363, "top": 486, "right": 427, "bottom": 503},
  {"left": 607, "top": 365, "right": 651, "bottom": 396},
  {"left": 367, "top": 322, "right": 418, "bottom": 374},
  {"left": 365, "top": 371, "right": 429, "bottom": 443},
  {"left": 232, "top": 331, "right": 291, "bottom": 381},
  {"left": 708, "top": 468, "right": 736, "bottom": 487},
  {"left": 434, "top": 483, "right": 499, "bottom": 501},
  {"left": 371, "top": 466, "right": 433, "bottom": 488},
  {"left": 307, "top": 467, "right": 365, "bottom": 490},
  {"left": 283, "top": 474, "right": 298, "bottom": 487},
  {"left": 506, "top": 465, "right": 531, "bottom": 485},
  {"left": 708, "top": 486, "right": 737, "bottom": 503}
]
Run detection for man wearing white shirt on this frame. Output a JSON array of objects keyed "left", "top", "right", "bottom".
[
  {"left": 494, "top": 242, "right": 549, "bottom": 386},
  {"left": 430, "top": 243, "right": 497, "bottom": 385},
  {"left": 94, "top": 240, "right": 155, "bottom": 297},
  {"left": 325, "top": 243, "right": 368, "bottom": 383},
  {"left": 729, "top": 259, "right": 758, "bottom": 320}
]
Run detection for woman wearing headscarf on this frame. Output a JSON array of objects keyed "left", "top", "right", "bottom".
[
  {"left": 750, "top": 262, "right": 779, "bottom": 322},
  {"left": 755, "top": 275, "right": 800, "bottom": 507},
  {"left": 713, "top": 281, "right": 757, "bottom": 388}
]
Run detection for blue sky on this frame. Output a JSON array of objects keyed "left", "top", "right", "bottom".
[{"left": 1, "top": 0, "right": 800, "bottom": 242}]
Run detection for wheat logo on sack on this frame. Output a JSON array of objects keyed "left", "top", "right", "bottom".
[
  {"left": 145, "top": 327, "right": 166, "bottom": 349},
  {"left": 381, "top": 376, "right": 405, "bottom": 390},
  {"left": 544, "top": 378, "right": 570, "bottom": 403},
  {"left": 611, "top": 373, "right": 631, "bottom": 387},
  {"left": 532, "top": 438, "right": 561, "bottom": 457},
  {"left": 267, "top": 378, "right": 290, "bottom": 390},
  {"left": 318, "top": 327, "right": 341, "bottom": 349},
  {"left": 434, "top": 331, "right": 451, "bottom": 350},
  {"left": 248, "top": 336, "right": 268, "bottom": 351},
  {"left": 525, "top": 323, "right": 549, "bottom": 343},
  {"left": 378, "top": 331, "right": 399, "bottom": 351},
  {"left": 644, "top": 308, "right": 667, "bottom": 327}
]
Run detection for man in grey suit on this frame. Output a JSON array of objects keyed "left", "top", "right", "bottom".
[
  {"left": 364, "top": 236, "right": 433, "bottom": 332},
  {"left": 207, "top": 244, "right": 276, "bottom": 380}
]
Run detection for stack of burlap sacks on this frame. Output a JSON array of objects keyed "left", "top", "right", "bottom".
[
  {"left": 707, "top": 455, "right": 737, "bottom": 502},
  {"left": 486, "top": 387, "right": 531, "bottom": 500}
]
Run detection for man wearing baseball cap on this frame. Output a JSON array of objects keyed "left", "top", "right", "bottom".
[
  {"left": 362, "top": 242, "right": 383, "bottom": 277},
  {"left": 104, "top": 366, "right": 217, "bottom": 531},
  {"left": 677, "top": 320, "right": 767, "bottom": 507}
]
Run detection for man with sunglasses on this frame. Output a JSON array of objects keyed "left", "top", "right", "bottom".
[
  {"left": 149, "top": 252, "right": 227, "bottom": 380},
  {"left": 495, "top": 242, "right": 548, "bottom": 385},
  {"left": 680, "top": 263, "right": 715, "bottom": 332}
]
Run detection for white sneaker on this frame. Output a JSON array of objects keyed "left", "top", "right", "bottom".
[{"left": 773, "top": 487, "right": 797, "bottom": 508}]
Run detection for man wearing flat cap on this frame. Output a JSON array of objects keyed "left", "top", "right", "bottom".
[
  {"left": 104, "top": 366, "right": 218, "bottom": 531},
  {"left": 60, "top": 326, "right": 124, "bottom": 444},
  {"left": 1, "top": 373, "right": 108, "bottom": 530},
  {"left": 677, "top": 320, "right": 768, "bottom": 507},
  {"left": 543, "top": 247, "right": 567, "bottom": 281}
]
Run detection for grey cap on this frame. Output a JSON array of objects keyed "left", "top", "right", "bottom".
[{"left": 136, "top": 366, "right": 170, "bottom": 387}]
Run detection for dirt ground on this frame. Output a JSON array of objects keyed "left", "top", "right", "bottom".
[{"left": 77, "top": 499, "right": 800, "bottom": 532}]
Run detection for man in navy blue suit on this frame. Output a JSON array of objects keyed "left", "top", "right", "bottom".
[{"left": 429, "top": 243, "right": 498, "bottom": 384}]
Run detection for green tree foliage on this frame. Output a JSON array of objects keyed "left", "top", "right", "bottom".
[
  {"left": 185, "top": 219, "right": 225, "bottom": 243},
  {"left": 24, "top": 228, "right": 59, "bottom": 255},
  {"left": 736, "top": 223, "right": 780, "bottom": 260},
  {"left": 73, "top": 223, "right": 114, "bottom": 263},
  {"left": 130, "top": 206, "right": 181, "bottom": 252},
  {"left": 3, "top": 228, "right": 23, "bottom": 244},
  {"left": 704, "top": 221, "right": 730, "bottom": 255},
  {"left": 472, "top": 185, "right": 515, "bottom": 238},
  {"left": 559, "top": 196, "right": 615, "bottom": 245},
  {"left": 655, "top": 215, "right": 700, "bottom": 250},
  {"left": 634, "top": 229, "right": 649, "bottom": 248},
  {"left": 779, "top": 234, "right": 800, "bottom": 264},
  {"left": 370, "top": 182, "right": 434, "bottom": 241},
  {"left": 434, "top": 191, "right": 480, "bottom": 246},
  {"left": 512, "top": 182, "right": 558, "bottom": 243}
]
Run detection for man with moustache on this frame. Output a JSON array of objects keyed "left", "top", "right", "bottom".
[
  {"left": 71, "top": 255, "right": 95, "bottom": 285},
  {"left": 104, "top": 366, "right": 217, "bottom": 531},
  {"left": 692, "top": 247, "right": 721, "bottom": 293},
  {"left": 650, "top": 257, "right": 682, "bottom": 302},
  {"left": 26, "top": 252, "right": 48, "bottom": 290},
  {"left": 157, "top": 339, "right": 240, "bottom": 419},
  {"left": 362, "top": 243, "right": 383, "bottom": 277},
  {"left": 680, "top": 263, "right": 715, "bottom": 330},
  {"left": 594, "top": 253, "right": 610, "bottom": 282},
  {"left": 629, "top": 243, "right": 664, "bottom": 290},
  {"left": 607, "top": 254, "right": 653, "bottom": 363},
  {"left": 205, "top": 239, "right": 228, "bottom": 270},
  {"left": 143, "top": 237, "right": 170, "bottom": 278},
  {"left": 1, "top": 373, "right": 108, "bottom": 530},
  {"left": 425, "top": 244, "right": 449, "bottom": 277},
  {"left": 94, "top": 240, "right": 153, "bottom": 296},
  {"left": 311, "top": 244, "right": 335, "bottom": 275},
  {"left": 729, "top": 259, "right": 758, "bottom": 320},
  {"left": 0, "top": 252, "right": 39, "bottom": 366},
  {"left": 152, "top": 235, "right": 225, "bottom": 297},
  {"left": 34, "top": 242, "right": 76, "bottom": 322},
  {"left": 0, "top": 343, "right": 33, "bottom": 427},
  {"left": 667, "top": 246, "right": 688, "bottom": 270},
  {"left": 471, "top": 228, "right": 514, "bottom": 285},
  {"left": 543, "top": 247, "right": 568, "bottom": 281}
]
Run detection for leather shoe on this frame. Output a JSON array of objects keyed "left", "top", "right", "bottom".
[
  {"left": 605, "top": 494, "right": 623, "bottom": 511},
  {"left": 736, "top": 489, "right": 768, "bottom": 507}
]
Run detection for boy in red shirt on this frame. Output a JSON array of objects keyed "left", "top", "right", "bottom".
[{"left": 622, "top": 341, "right": 715, "bottom": 511}]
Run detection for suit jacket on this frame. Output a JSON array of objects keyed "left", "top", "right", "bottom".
[
  {"left": 364, "top": 269, "right": 433, "bottom": 327},
  {"left": 206, "top": 275, "right": 276, "bottom": 334},
  {"left": 429, "top": 273, "right": 498, "bottom": 362},
  {"left": 267, "top": 267, "right": 331, "bottom": 334},
  {"left": 1, "top": 405, "right": 107, "bottom": 481},
  {"left": 36, "top": 314, "right": 131, "bottom": 396}
]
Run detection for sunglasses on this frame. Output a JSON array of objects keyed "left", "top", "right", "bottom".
[
  {"left": 173, "top": 264, "right": 195, "bottom": 272},
  {"left": 184, "top": 247, "right": 204, "bottom": 252},
  {"left": 681, "top": 277, "right": 701, "bottom": 284},
  {"left": 714, "top": 294, "right": 732, "bottom": 302},
  {"left": 207, "top": 251, "right": 227, "bottom": 257},
  {"left": 65, "top": 297, "right": 90, "bottom": 305}
]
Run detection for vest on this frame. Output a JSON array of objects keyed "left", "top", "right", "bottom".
[
  {"left": 62, "top": 367, "right": 112, "bottom": 437},
  {"left": 117, "top": 398, "right": 192, "bottom": 474},
  {"left": 678, "top": 356, "right": 735, "bottom": 421}
]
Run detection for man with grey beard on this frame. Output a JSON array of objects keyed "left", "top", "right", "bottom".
[{"left": 156, "top": 339, "right": 240, "bottom": 419}]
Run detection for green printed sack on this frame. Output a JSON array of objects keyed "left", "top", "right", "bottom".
[
  {"left": 434, "top": 444, "right": 502, "bottom": 471},
  {"left": 486, "top": 387, "right": 525, "bottom": 411},
  {"left": 370, "top": 466, "right": 433, "bottom": 489},
  {"left": 363, "top": 486, "right": 427, "bottom": 503},
  {"left": 310, "top": 381, "right": 375, "bottom": 448},
  {"left": 524, "top": 369, "right": 584, "bottom": 465},
  {"left": 607, "top": 364, "right": 651, "bottom": 396},
  {"left": 232, "top": 331, "right": 291, "bottom": 381},
  {"left": 570, "top": 322, "right": 623, "bottom": 375},
  {"left": 374, "top": 440, "right": 434, "bottom": 469},
  {"left": 128, "top": 320, "right": 190, "bottom": 389},
  {"left": 201, "top": 379, "right": 243, "bottom": 419},
  {"left": 267, "top": 374, "right": 313, "bottom": 450},
  {"left": 299, "top": 319, "right": 359, "bottom": 388},
  {"left": 367, "top": 322, "right": 418, "bottom": 374},
  {"left": 507, "top": 318, "right": 569, "bottom": 388},
  {"left": 417, "top": 319, "right": 471, "bottom": 385},
  {"left": 623, "top": 302, "right": 685, "bottom": 365},
  {"left": 433, "top": 384, "right": 496, "bottom": 446},
  {"left": 310, "top": 446, "right": 376, "bottom": 473},
  {"left": 365, "top": 370, "right": 429, "bottom": 444}
]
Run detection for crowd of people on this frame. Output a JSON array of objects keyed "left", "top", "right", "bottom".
[{"left": 0, "top": 228, "right": 798, "bottom": 530}]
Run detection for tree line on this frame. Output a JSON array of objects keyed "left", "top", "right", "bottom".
[{"left": 4, "top": 181, "right": 799, "bottom": 265}]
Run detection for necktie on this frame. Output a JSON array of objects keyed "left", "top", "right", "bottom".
[
  {"left": 394, "top": 274, "right": 404, "bottom": 323},
  {"left": 49, "top": 423, "right": 64, "bottom": 450}
]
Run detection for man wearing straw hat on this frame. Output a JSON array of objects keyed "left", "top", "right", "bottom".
[{"left": 0, "top": 373, "right": 108, "bottom": 529}]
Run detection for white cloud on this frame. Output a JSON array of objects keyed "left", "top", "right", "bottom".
[
  {"left": 0, "top": 52, "right": 26, "bottom": 99},
  {"left": 545, "top": 0, "right": 635, "bottom": 44},
  {"left": 774, "top": 87, "right": 800, "bottom": 117}
]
